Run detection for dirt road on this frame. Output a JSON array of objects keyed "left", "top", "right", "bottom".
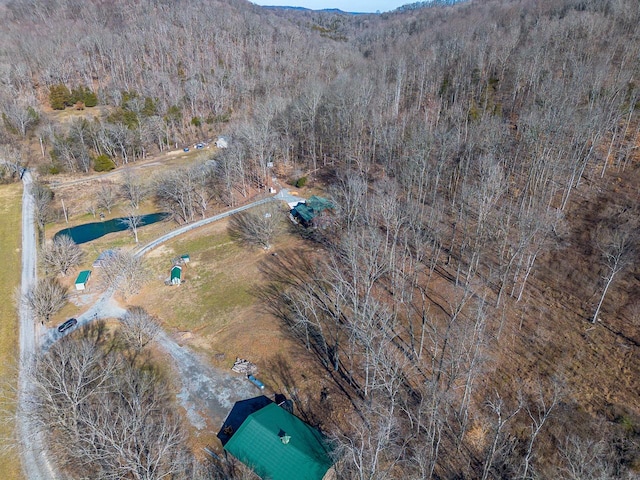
[{"left": 17, "top": 170, "right": 58, "bottom": 480}]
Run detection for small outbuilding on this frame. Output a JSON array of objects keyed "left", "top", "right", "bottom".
[
  {"left": 75, "top": 270, "right": 91, "bottom": 291},
  {"left": 215, "top": 137, "right": 229, "bottom": 149},
  {"left": 170, "top": 265, "right": 182, "bottom": 285},
  {"left": 180, "top": 254, "right": 190, "bottom": 264},
  {"left": 223, "top": 402, "right": 334, "bottom": 480}
]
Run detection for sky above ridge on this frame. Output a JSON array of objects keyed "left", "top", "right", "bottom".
[{"left": 250, "top": 1, "right": 410, "bottom": 13}]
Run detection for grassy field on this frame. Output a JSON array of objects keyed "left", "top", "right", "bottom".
[{"left": 0, "top": 183, "right": 24, "bottom": 480}]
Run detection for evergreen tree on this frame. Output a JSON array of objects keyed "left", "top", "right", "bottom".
[
  {"left": 49, "top": 84, "right": 71, "bottom": 110},
  {"left": 93, "top": 154, "right": 116, "bottom": 172}
]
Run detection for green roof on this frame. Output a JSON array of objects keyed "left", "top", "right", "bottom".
[
  {"left": 306, "top": 196, "right": 333, "bottom": 212},
  {"left": 170, "top": 265, "right": 181, "bottom": 280},
  {"left": 292, "top": 203, "right": 315, "bottom": 222},
  {"left": 291, "top": 196, "right": 333, "bottom": 224},
  {"left": 224, "top": 403, "right": 333, "bottom": 480},
  {"left": 75, "top": 270, "right": 91, "bottom": 284}
]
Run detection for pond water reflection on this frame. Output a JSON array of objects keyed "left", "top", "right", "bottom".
[{"left": 54, "top": 212, "right": 170, "bottom": 244}]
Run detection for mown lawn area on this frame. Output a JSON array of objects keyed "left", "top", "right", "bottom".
[{"left": 0, "top": 183, "right": 25, "bottom": 480}]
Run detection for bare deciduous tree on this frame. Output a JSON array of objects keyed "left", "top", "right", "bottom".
[
  {"left": 591, "top": 217, "right": 635, "bottom": 323},
  {"left": 520, "top": 378, "right": 561, "bottom": 480},
  {"left": 481, "top": 393, "right": 522, "bottom": 480},
  {"left": 41, "top": 234, "right": 84, "bottom": 276},
  {"left": 1, "top": 95, "right": 39, "bottom": 136},
  {"left": 120, "top": 207, "right": 142, "bottom": 243},
  {"left": 96, "top": 183, "right": 116, "bottom": 214},
  {"left": 228, "top": 202, "right": 283, "bottom": 250},
  {"left": 24, "top": 278, "right": 68, "bottom": 323},
  {"left": 120, "top": 169, "right": 147, "bottom": 210},
  {"left": 120, "top": 306, "right": 161, "bottom": 353},
  {"left": 557, "top": 435, "right": 619, "bottom": 480},
  {"left": 25, "top": 327, "right": 194, "bottom": 479},
  {"left": 31, "top": 181, "right": 53, "bottom": 234},
  {"left": 99, "top": 250, "right": 147, "bottom": 298}
]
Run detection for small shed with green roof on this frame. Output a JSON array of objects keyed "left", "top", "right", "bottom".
[
  {"left": 74, "top": 270, "right": 91, "bottom": 291},
  {"left": 224, "top": 402, "right": 334, "bottom": 480},
  {"left": 170, "top": 265, "right": 182, "bottom": 285}
]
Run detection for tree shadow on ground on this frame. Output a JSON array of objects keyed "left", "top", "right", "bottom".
[{"left": 255, "top": 249, "right": 364, "bottom": 428}]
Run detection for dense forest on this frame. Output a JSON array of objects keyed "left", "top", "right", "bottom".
[{"left": 2, "top": 0, "right": 640, "bottom": 478}]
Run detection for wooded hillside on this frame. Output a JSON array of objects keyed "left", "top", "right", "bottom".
[{"left": 2, "top": 0, "right": 639, "bottom": 478}]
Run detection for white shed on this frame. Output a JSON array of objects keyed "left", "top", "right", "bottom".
[
  {"left": 75, "top": 270, "right": 91, "bottom": 291},
  {"left": 170, "top": 265, "right": 182, "bottom": 285}
]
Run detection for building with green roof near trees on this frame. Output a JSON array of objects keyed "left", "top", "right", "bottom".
[
  {"left": 223, "top": 402, "right": 334, "bottom": 480},
  {"left": 74, "top": 270, "right": 91, "bottom": 290},
  {"left": 290, "top": 195, "right": 333, "bottom": 227}
]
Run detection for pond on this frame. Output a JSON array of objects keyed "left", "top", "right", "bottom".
[{"left": 54, "top": 212, "right": 170, "bottom": 245}]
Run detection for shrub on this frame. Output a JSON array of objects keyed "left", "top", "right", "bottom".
[
  {"left": 83, "top": 89, "right": 98, "bottom": 107},
  {"left": 94, "top": 154, "right": 116, "bottom": 172},
  {"left": 295, "top": 176, "right": 308, "bottom": 188},
  {"left": 37, "top": 163, "right": 61, "bottom": 175}
]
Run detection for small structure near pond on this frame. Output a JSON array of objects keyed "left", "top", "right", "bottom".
[{"left": 75, "top": 270, "right": 91, "bottom": 291}]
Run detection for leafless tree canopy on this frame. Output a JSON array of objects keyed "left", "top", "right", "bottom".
[
  {"left": 120, "top": 207, "right": 143, "bottom": 243},
  {"left": 30, "top": 181, "right": 53, "bottom": 233},
  {"left": 153, "top": 164, "right": 217, "bottom": 224},
  {"left": 3, "top": 0, "right": 640, "bottom": 477},
  {"left": 99, "top": 250, "right": 147, "bottom": 298},
  {"left": 41, "top": 234, "right": 84, "bottom": 276},
  {"left": 228, "top": 202, "right": 284, "bottom": 250},
  {"left": 591, "top": 210, "right": 637, "bottom": 323},
  {"left": 24, "top": 327, "right": 195, "bottom": 479},
  {"left": 120, "top": 306, "right": 161, "bottom": 353},
  {"left": 121, "top": 170, "right": 147, "bottom": 210},
  {"left": 24, "top": 278, "right": 68, "bottom": 323},
  {"left": 96, "top": 183, "right": 116, "bottom": 214}
]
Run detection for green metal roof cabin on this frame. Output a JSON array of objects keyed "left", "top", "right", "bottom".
[
  {"left": 290, "top": 195, "right": 333, "bottom": 227},
  {"left": 305, "top": 195, "right": 333, "bottom": 213},
  {"left": 224, "top": 403, "right": 334, "bottom": 480}
]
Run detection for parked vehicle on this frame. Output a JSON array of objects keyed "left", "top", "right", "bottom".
[
  {"left": 183, "top": 147, "right": 189, "bottom": 152},
  {"left": 57, "top": 318, "right": 77, "bottom": 333}
]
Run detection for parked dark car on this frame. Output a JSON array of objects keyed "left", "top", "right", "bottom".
[{"left": 57, "top": 318, "right": 77, "bottom": 333}]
